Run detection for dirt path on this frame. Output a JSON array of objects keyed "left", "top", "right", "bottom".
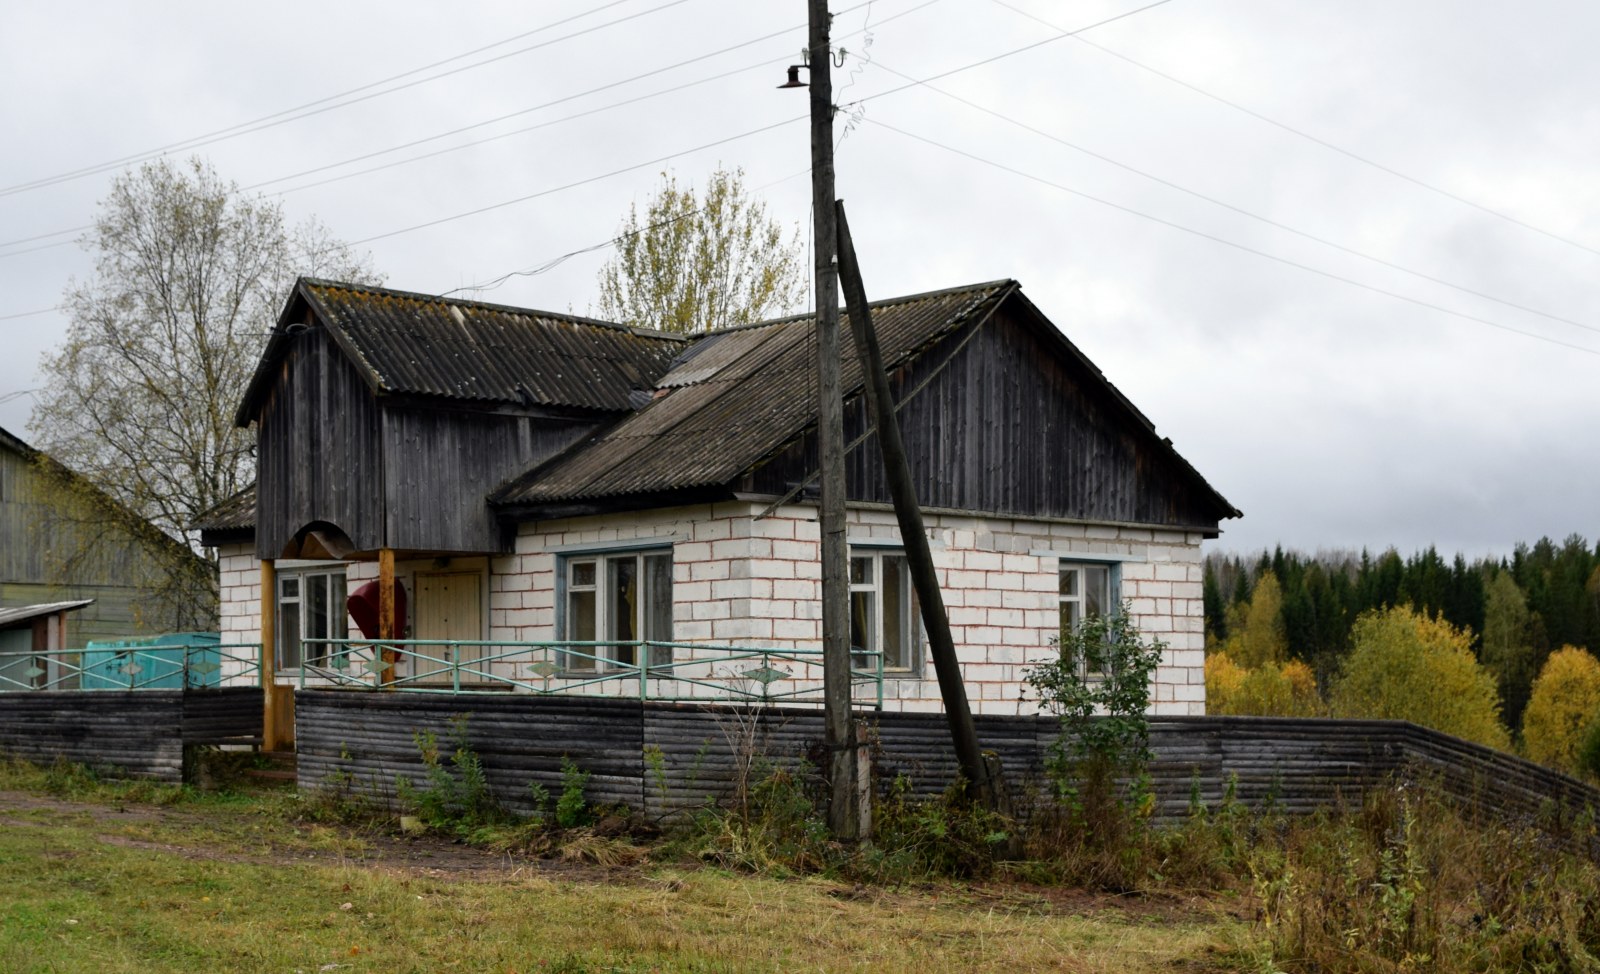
[
  {"left": 0, "top": 788, "right": 619, "bottom": 880},
  {"left": 0, "top": 787, "right": 1248, "bottom": 930}
]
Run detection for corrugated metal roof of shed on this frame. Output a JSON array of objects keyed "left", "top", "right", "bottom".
[
  {"left": 494, "top": 280, "right": 1015, "bottom": 505},
  {"left": 299, "top": 280, "right": 686, "bottom": 412},
  {"left": 0, "top": 600, "right": 95, "bottom": 629}
]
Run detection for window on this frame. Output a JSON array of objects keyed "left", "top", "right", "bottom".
[
  {"left": 562, "top": 550, "right": 672, "bottom": 670},
  {"left": 849, "top": 550, "right": 920, "bottom": 674},
  {"left": 278, "top": 567, "right": 348, "bottom": 670},
  {"left": 1058, "top": 561, "right": 1114, "bottom": 680}
]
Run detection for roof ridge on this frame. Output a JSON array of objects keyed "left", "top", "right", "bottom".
[
  {"left": 298, "top": 277, "right": 690, "bottom": 343},
  {"left": 692, "top": 278, "right": 1018, "bottom": 337}
]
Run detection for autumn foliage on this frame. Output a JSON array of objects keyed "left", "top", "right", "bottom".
[{"left": 1521, "top": 646, "right": 1600, "bottom": 775}]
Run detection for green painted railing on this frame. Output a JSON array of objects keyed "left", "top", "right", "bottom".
[
  {"left": 299, "top": 639, "right": 885, "bottom": 709},
  {"left": 0, "top": 643, "right": 262, "bottom": 692}
]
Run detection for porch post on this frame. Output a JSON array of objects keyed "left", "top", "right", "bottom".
[
  {"left": 378, "top": 548, "right": 396, "bottom": 686},
  {"left": 260, "top": 559, "right": 286, "bottom": 750}
]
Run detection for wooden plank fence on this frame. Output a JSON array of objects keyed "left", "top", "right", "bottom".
[
  {"left": 0, "top": 687, "right": 263, "bottom": 781},
  {"left": 294, "top": 692, "right": 1600, "bottom": 840}
]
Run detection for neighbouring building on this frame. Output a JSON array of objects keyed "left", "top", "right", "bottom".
[
  {"left": 0, "top": 426, "right": 212, "bottom": 644},
  {"left": 196, "top": 277, "right": 1238, "bottom": 732}
]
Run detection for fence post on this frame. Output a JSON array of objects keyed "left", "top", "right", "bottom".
[{"left": 639, "top": 643, "right": 649, "bottom": 702}]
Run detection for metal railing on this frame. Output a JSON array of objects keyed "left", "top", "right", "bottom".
[
  {"left": 0, "top": 643, "right": 262, "bottom": 692},
  {"left": 299, "top": 639, "right": 885, "bottom": 709}
]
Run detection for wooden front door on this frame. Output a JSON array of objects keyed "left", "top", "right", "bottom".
[{"left": 412, "top": 572, "right": 484, "bottom": 683}]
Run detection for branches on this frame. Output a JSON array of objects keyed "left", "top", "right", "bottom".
[
  {"left": 27, "top": 157, "right": 379, "bottom": 630},
  {"left": 593, "top": 168, "right": 804, "bottom": 333}
]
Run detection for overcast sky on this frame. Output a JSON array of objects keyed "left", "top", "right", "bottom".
[{"left": 2, "top": 0, "right": 1595, "bottom": 561}]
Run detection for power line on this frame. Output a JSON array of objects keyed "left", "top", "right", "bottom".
[
  {"left": 0, "top": 307, "right": 60, "bottom": 321},
  {"left": 0, "top": 0, "right": 913, "bottom": 260},
  {"left": 988, "top": 0, "right": 1600, "bottom": 259},
  {"left": 840, "top": 0, "right": 1176, "bottom": 112},
  {"left": 868, "top": 118, "right": 1600, "bottom": 357},
  {"left": 867, "top": 59, "right": 1600, "bottom": 337},
  {"left": 0, "top": 226, "right": 85, "bottom": 249},
  {"left": 444, "top": 168, "right": 811, "bottom": 297},
  {"left": 343, "top": 115, "right": 805, "bottom": 248},
  {"left": 0, "top": 0, "right": 694, "bottom": 199}
]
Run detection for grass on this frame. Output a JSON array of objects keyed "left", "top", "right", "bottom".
[{"left": 0, "top": 761, "right": 1248, "bottom": 973}]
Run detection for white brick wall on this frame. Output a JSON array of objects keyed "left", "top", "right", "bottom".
[
  {"left": 216, "top": 507, "right": 1208, "bottom": 714},
  {"left": 215, "top": 542, "right": 260, "bottom": 685},
  {"left": 485, "top": 503, "right": 1206, "bottom": 716}
]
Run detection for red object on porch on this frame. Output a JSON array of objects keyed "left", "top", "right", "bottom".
[{"left": 348, "top": 579, "right": 407, "bottom": 640}]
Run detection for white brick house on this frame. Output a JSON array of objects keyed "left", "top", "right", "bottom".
[{"left": 198, "top": 278, "right": 1235, "bottom": 735}]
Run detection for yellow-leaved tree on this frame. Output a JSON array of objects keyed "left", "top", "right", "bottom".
[
  {"left": 1219, "top": 570, "right": 1288, "bottom": 669},
  {"left": 1207, "top": 652, "right": 1323, "bottom": 717},
  {"left": 1330, "top": 605, "right": 1510, "bottom": 750},
  {"left": 1521, "top": 646, "right": 1600, "bottom": 774}
]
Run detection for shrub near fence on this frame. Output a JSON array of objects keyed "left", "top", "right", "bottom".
[{"left": 295, "top": 692, "right": 1600, "bottom": 843}]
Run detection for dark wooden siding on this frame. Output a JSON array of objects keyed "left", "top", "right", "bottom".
[
  {"left": 380, "top": 404, "right": 596, "bottom": 553},
  {"left": 748, "top": 305, "right": 1224, "bottom": 529},
  {"left": 254, "top": 321, "right": 605, "bottom": 557},
  {"left": 0, "top": 688, "right": 261, "bottom": 781},
  {"left": 293, "top": 695, "right": 1600, "bottom": 842},
  {"left": 255, "top": 325, "right": 384, "bottom": 557}
]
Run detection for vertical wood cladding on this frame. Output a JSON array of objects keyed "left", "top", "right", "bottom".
[
  {"left": 379, "top": 405, "right": 595, "bottom": 553},
  {"left": 255, "top": 321, "right": 604, "bottom": 556},
  {"left": 255, "top": 325, "right": 384, "bottom": 557},
  {"left": 749, "top": 302, "right": 1224, "bottom": 530}
]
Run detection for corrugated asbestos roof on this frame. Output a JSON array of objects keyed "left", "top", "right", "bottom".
[
  {"left": 191, "top": 484, "right": 257, "bottom": 533},
  {"left": 254, "top": 280, "right": 688, "bottom": 414},
  {"left": 493, "top": 281, "right": 1016, "bottom": 506}
]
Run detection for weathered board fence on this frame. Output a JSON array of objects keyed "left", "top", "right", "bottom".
[
  {"left": 0, "top": 687, "right": 263, "bottom": 781},
  {"left": 295, "top": 691, "right": 1600, "bottom": 838}
]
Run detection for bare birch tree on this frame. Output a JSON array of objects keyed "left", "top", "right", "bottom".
[
  {"left": 28, "top": 158, "right": 379, "bottom": 625},
  {"left": 594, "top": 168, "right": 805, "bottom": 333}
]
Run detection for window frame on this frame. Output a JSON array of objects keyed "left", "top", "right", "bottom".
[
  {"left": 276, "top": 565, "right": 348, "bottom": 672},
  {"left": 557, "top": 547, "right": 673, "bottom": 672},
  {"left": 848, "top": 547, "right": 922, "bottom": 677},
  {"left": 1057, "top": 559, "right": 1119, "bottom": 681}
]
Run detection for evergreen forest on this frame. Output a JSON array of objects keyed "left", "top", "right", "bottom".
[{"left": 1204, "top": 534, "right": 1600, "bottom": 775}]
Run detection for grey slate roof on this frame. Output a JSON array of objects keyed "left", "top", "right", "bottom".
[
  {"left": 191, "top": 484, "right": 257, "bottom": 534},
  {"left": 493, "top": 281, "right": 1015, "bottom": 506},
  {"left": 237, "top": 279, "right": 687, "bottom": 423}
]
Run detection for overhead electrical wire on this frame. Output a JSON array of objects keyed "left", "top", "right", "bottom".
[
  {"left": 0, "top": 0, "right": 696, "bottom": 199},
  {"left": 341, "top": 115, "right": 805, "bottom": 248},
  {"left": 866, "top": 59, "right": 1600, "bottom": 337},
  {"left": 867, "top": 118, "right": 1600, "bottom": 357},
  {"left": 0, "top": 307, "right": 59, "bottom": 322},
  {"left": 987, "top": 0, "right": 1600, "bottom": 259},
  {"left": 443, "top": 167, "right": 811, "bottom": 297},
  {"left": 0, "top": 0, "right": 917, "bottom": 259}
]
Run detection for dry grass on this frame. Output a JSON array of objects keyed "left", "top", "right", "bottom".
[{"left": 0, "top": 785, "right": 1249, "bottom": 973}]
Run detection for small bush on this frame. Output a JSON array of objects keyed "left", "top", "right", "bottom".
[
  {"left": 398, "top": 715, "right": 511, "bottom": 835},
  {"left": 864, "top": 774, "right": 1012, "bottom": 882},
  {"left": 1024, "top": 605, "right": 1164, "bottom": 887},
  {"left": 555, "top": 755, "right": 593, "bottom": 829}
]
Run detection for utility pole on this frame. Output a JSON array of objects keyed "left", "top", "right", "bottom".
[
  {"left": 835, "top": 201, "right": 998, "bottom": 811},
  {"left": 801, "top": 0, "right": 856, "bottom": 841}
]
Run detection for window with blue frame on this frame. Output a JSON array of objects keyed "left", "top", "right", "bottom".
[
  {"left": 561, "top": 550, "right": 672, "bottom": 671},
  {"left": 1058, "top": 561, "right": 1115, "bottom": 680}
]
